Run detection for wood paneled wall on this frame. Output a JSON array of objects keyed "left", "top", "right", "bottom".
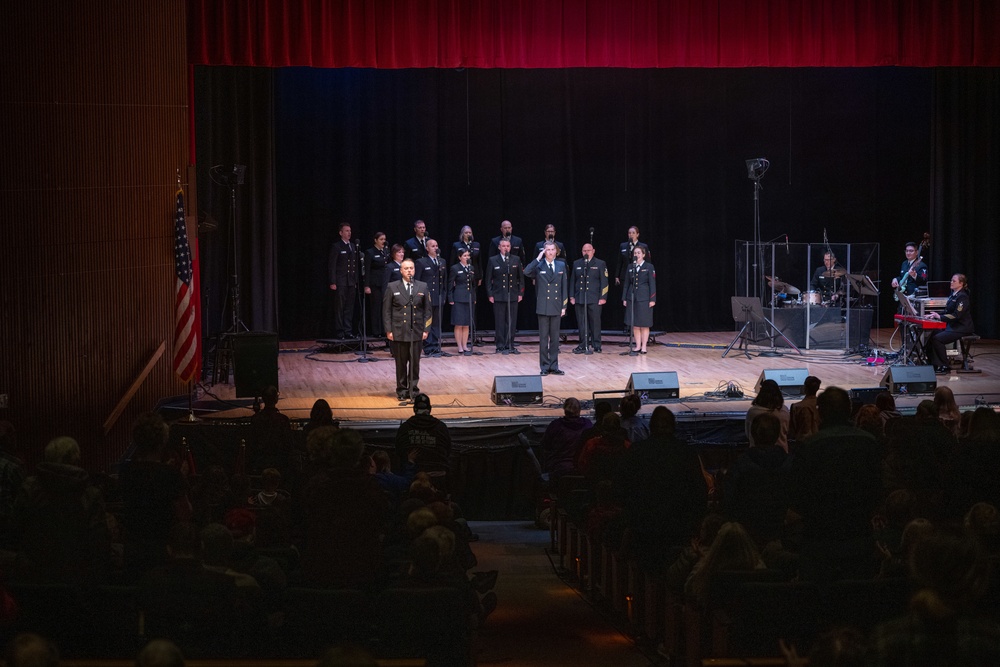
[{"left": 0, "top": 1, "right": 190, "bottom": 471}]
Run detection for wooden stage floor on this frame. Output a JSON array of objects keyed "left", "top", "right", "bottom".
[{"left": 202, "top": 328, "right": 1000, "bottom": 425}]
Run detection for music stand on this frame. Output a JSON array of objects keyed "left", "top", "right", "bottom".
[{"left": 722, "top": 296, "right": 802, "bottom": 358}]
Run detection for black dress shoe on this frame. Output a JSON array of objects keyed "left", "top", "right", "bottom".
[
  {"left": 540, "top": 370, "right": 549, "bottom": 376},
  {"left": 593, "top": 347, "right": 602, "bottom": 353},
  {"left": 511, "top": 348, "right": 521, "bottom": 355},
  {"left": 572, "top": 347, "right": 585, "bottom": 354},
  {"left": 550, "top": 369, "right": 565, "bottom": 375},
  {"left": 935, "top": 366, "right": 950, "bottom": 374}
]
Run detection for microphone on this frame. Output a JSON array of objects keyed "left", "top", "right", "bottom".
[
  {"left": 785, "top": 235, "right": 789, "bottom": 255},
  {"left": 589, "top": 227, "right": 594, "bottom": 235}
]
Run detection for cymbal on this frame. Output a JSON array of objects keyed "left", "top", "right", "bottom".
[
  {"left": 765, "top": 276, "right": 801, "bottom": 295},
  {"left": 822, "top": 268, "right": 846, "bottom": 278}
]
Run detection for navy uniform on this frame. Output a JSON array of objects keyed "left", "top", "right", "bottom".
[
  {"left": 384, "top": 260, "right": 403, "bottom": 288},
  {"left": 523, "top": 256, "right": 568, "bottom": 375},
  {"left": 383, "top": 279, "right": 432, "bottom": 400},
  {"left": 616, "top": 240, "right": 649, "bottom": 287},
  {"left": 450, "top": 240, "right": 482, "bottom": 277},
  {"left": 571, "top": 256, "right": 609, "bottom": 352},
  {"left": 328, "top": 239, "right": 360, "bottom": 338},
  {"left": 533, "top": 239, "right": 566, "bottom": 259},
  {"left": 485, "top": 252, "right": 524, "bottom": 353},
  {"left": 623, "top": 261, "right": 656, "bottom": 328},
  {"left": 405, "top": 235, "right": 429, "bottom": 261},
  {"left": 488, "top": 235, "right": 526, "bottom": 265},
  {"left": 896, "top": 257, "right": 929, "bottom": 296},
  {"left": 365, "top": 245, "right": 390, "bottom": 337},
  {"left": 927, "top": 287, "right": 973, "bottom": 372},
  {"left": 415, "top": 255, "right": 449, "bottom": 355},
  {"left": 447, "top": 262, "right": 478, "bottom": 327}
]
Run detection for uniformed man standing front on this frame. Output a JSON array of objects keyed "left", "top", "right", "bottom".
[
  {"left": 328, "top": 222, "right": 360, "bottom": 338},
  {"left": 383, "top": 259, "right": 431, "bottom": 401},
  {"left": 485, "top": 238, "right": 524, "bottom": 355},
  {"left": 523, "top": 241, "right": 568, "bottom": 376},
  {"left": 570, "top": 243, "right": 608, "bottom": 354}
]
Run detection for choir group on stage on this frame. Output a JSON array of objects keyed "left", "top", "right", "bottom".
[{"left": 329, "top": 220, "right": 657, "bottom": 376}]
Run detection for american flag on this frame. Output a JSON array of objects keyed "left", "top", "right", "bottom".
[{"left": 173, "top": 188, "right": 201, "bottom": 382}]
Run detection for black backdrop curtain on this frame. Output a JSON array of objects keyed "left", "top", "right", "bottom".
[{"left": 194, "top": 66, "right": 999, "bottom": 340}]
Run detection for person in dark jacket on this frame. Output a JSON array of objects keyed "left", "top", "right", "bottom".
[
  {"left": 538, "top": 397, "right": 592, "bottom": 481},
  {"left": 395, "top": 394, "right": 452, "bottom": 490}
]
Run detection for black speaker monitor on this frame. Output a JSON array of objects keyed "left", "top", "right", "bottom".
[
  {"left": 880, "top": 366, "right": 937, "bottom": 395},
  {"left": 491, "top": 375, "right": 543, "bottom": 405},
  {"left": 232, "top": 332, "right": 279, "bottom": 398},
  {"left": 850, "top": 387, "right": 887, "bottom": 414},
  {"left": 755, "top": 368, "right": 809, "bottom": 397},
  {"left": 626, "top": 371, "right": 679, "bottom": 400}
]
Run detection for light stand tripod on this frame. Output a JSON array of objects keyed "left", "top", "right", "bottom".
[{"left": 212, "top": 164, "right": 249, "bottom": 335}]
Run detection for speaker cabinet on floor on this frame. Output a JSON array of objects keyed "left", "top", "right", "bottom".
[
  {"left": 491, "top": 375, "right": 543, "bottom": 405},
  {"left": 626, "top": 371, "right": 679, "bottom": 400},
  {"left": 232, "top": 332, "right": 279, "bottom": 398},
  {"left": 880, "top": 366, "right": 937, "bottom": 394},
  {"left": 755, "top": 368, "right": 809, "bottom": 397}
]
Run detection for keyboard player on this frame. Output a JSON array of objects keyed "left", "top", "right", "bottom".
[{"left": 924, "top": 273, "right": 974, "bottom": 374}]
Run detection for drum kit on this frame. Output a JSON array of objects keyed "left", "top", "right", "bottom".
[{"left": 766, "top": 269, "right": 865, "bottom": 307}]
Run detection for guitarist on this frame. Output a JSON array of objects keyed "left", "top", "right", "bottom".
[{"left": 891, "top": 239, "right": 929, "bottom": 299}]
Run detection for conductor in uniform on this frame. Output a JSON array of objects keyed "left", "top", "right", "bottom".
[
  {"left": 383, "top": 259, "right": 431, "bottom": 401},
  {"left": 570, "top": 243, "right": 608, "bottom": 354},
  {"left": 328, "top": 222, "right": 360, "bottom": 339},
  {"left": 523, "top": 241, "right": 568, "bottom": 376},
  {"left": 485, "top": 238, "right": 524, "bottom": 355}
]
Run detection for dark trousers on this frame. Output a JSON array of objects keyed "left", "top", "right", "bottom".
[
  {"left": 927, "top": 328, "right": 964, "bottom": 367},
  {"left": 493, "top": 299, "right": 519, "bottom": 350},
  {"left": 538, "top": 314, "right": 561, "bottom": 372},
  {"left": 392, "top": 339, "right": 422, "bottom": 398},
  {"left": 368, "top": 288, "right": 384, "bottom": 337},
  {"left": 334, "top": 285, "right": 357, "bottom": 337},
  {"left": 424, "top": 303, "right": 443, "bottom": 352},
  {"left": 575, "top": 302, "right": 602, "bottom": 349}
]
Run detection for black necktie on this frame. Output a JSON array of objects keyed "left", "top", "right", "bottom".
[
  {"left": 406, "top": 282, "right": 411, "bottom": 295},
  {"left": 548, "top": 262, "right": 554, "bottom": 274}
]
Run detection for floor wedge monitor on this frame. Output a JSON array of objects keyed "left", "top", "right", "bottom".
[
  {"left": 755, "top": 368, "right": 809, "bottom": 397},
  {"left": 626, "top": 371, "right": 679, "bottom": 400},
  {"left": 491, "top": 375, "right": 543, "bottom": 405},
  {"left": 880, "top": 366, "right": 937, "bottom": 394}
]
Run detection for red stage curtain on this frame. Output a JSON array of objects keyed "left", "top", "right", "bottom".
[{"left": 187, "top": 0, "right": 1000, "bottom": 68}]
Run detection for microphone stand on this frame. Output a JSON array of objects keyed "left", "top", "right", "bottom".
[
  {"left": 621, "top": 259, "right": 638, "bottom": 356},
  {"left": 502, "top": 257, "right": 518, "bottom": 355},
  {"left": 436, "top": 260, "right": 452, "bottom": 357},
  {"left": 403, "top": 285, "right": 415, "bottom": 404},
  {"left": 355, "top": 241, "right": 378, "bottom": 362},
  {"left": 467, "top": 265, "right": 482, "bottom": 356},
  {"left": 580, "top": 259, "right": 592, "bottom": 355}
]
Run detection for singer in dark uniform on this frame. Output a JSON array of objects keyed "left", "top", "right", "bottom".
[
  {"left": 523, "top": 242, "right": 568, "bottom": 375},
  {"left": 623, "top": 245, "right": 656, "bottom": 354},
  {"left": 450, "top": 226, "right": 482, "bottom": 278},
  {"left": 328, "top": 222, "right": 360, "bottom": 338},
  {"left": 615, "top": 226, "right": 650, "bottom": 288},
  {"left": 488, "top": 219, "right": 527, "bottom": 265},
  {"left": 570, "top": 243, "right": 608, "bottom": 353},
  {"left": 447, "top": 248, "right": 478, "bottom": 355},
  {"left": 383, "top": 259, "right": 431, "bottom": 400},
  {"left": 890, "top": 240, "right": 929, "bottom": 297},
  {"left": 485, "top": 238, "right": 524, "bottom": 354},
  {"left": 415, "top": 239, "right": 449, "bottom": 357},
  {"left": 384, "top": 244, "right": 405, "bottom": 287},
  {"left": 532, "top": 224, "right": 566, "bottom": 259},
  {"left": 364, "top": 231, "right": 390, "bottom": 338},
  {"left": 925, "top": 273, "right": 974, "bottom": 374},
  {"left": 404, "top": 219, "right": 429, "bottom": 260}
]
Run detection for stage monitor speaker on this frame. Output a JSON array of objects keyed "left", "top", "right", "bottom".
[
  {"left": 850, "top": 387, "right": 887, "bottom": 414},
  {"left": 491, "top": 375, "right": 543, "bottom": 406},
  {"left": 880, "top": 366, "right": 937, "bottom": 395},
  {"left": 232, "top": 332, "right": 279, "bottom": 398},
  {"left": 755, "top": 368, "right": 809, "bottom": 397},
  {"left": 592, "top": 390, "right": 626, "bottom": 413},
  {"left": 626, "top": 371, "right": 679, "bottom": 400}
]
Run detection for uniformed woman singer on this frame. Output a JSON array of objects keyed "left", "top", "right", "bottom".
[
  {"left": 448, "top": 248, "right": 478, "bottom": 355},
  {"left": 623, "top": 245, "right": 656, "bottom": 355}
]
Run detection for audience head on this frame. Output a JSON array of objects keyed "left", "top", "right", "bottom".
[
  {"left": 166, "top": 522, "right": 200, "bottom": 559},
  {"left": 915, "top": 400, "right": 938, "bottom": 421},
  {"left": 413, "top": 393, "right": 432, "bottom": 415},
  {"left": 309, "top": 398, "right": 334, "bottom": 425},
  {"left": 136, "top": 638, "right": 185, "bottom": 667},
  {"left": 261, "top": 467, "right": 282, "bottom": 492},
  {"left": 649, "top": 405, "right": 676, "bottom": 437},
  {"left": 328, "top": 428, "right": 365, "bottom": 468},
  {"left": 372, "top": 449, "right": 392, "bottom": 473},
  {"left": 908, "top": 526, "right": 990, "bottom": 619},
  {"left": 899, "top": 518, "right": 935, "bottom": 557},
  {"left": 409, "top": 533, "right": 443, "bottom": 575},
  {"left": 964, "top": 502, "right": 1000, "bottom": 555},
  {"left": 132, "top": 411, "right": 169, "bottom": 460},
  {"left": 803, "top": 375, "right": 822, "bottom": 397},
  {"left": 593, "top": 400, "right": 613, "bottom": 424},
  {"left": 967, "top": 406, "right": 1000, "bottom": 443},
  {"left": 853, "top": 404, "right": 882, "bottom": 438},
  {"left": 563, "top": 397, "right": 581, "bottom": 418},
  {"left": 619, "top": 393, "right": 642, "bottom": 419},
  {"left": 817, "top": 386, "right": 852, "bottom": 426},
  {"left": 43, "top": 436, "right": 81, "bottom": 465},
  {"left": 933, "top": 385, "right": 959, "bottom": 417},
  {"left": 224, "top": 508, "right": 256, "bottom": 542},
  {"left": 261, "top": 385, "right": 280, "bottom": 409},
  {"left": 752, "top": 379, "right": 784, "bottom": 409},
  {"left": 600, "top": 411, "right": 621, "bottom": 432},
  {"left": 199, "top": 523, "right": 234, "bottom": 567},
  {"left": 4, "top": 633, "right": 60, "bottom": 667},
  {"left": 423, "top": 524, "right": 456, "bottom": 560},
  {"left": 874, "top": 392, "right": 896, "bottom": 413},
  {"left": 688, "top": 521, "right": 761, "bottom": 604},
  {"left": 749, "top": 412, "right": 781, "bottom": 448},
  {"left": 405, "top": 507, "right": 438, "bottom": 539},
  {"left": 306, "top": 425, "right": 338, "bottom": 462}
]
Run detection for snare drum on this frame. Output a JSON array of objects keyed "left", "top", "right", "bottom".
[{"left": 805, "top": 291, "right": 822, "bottom": 305}]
